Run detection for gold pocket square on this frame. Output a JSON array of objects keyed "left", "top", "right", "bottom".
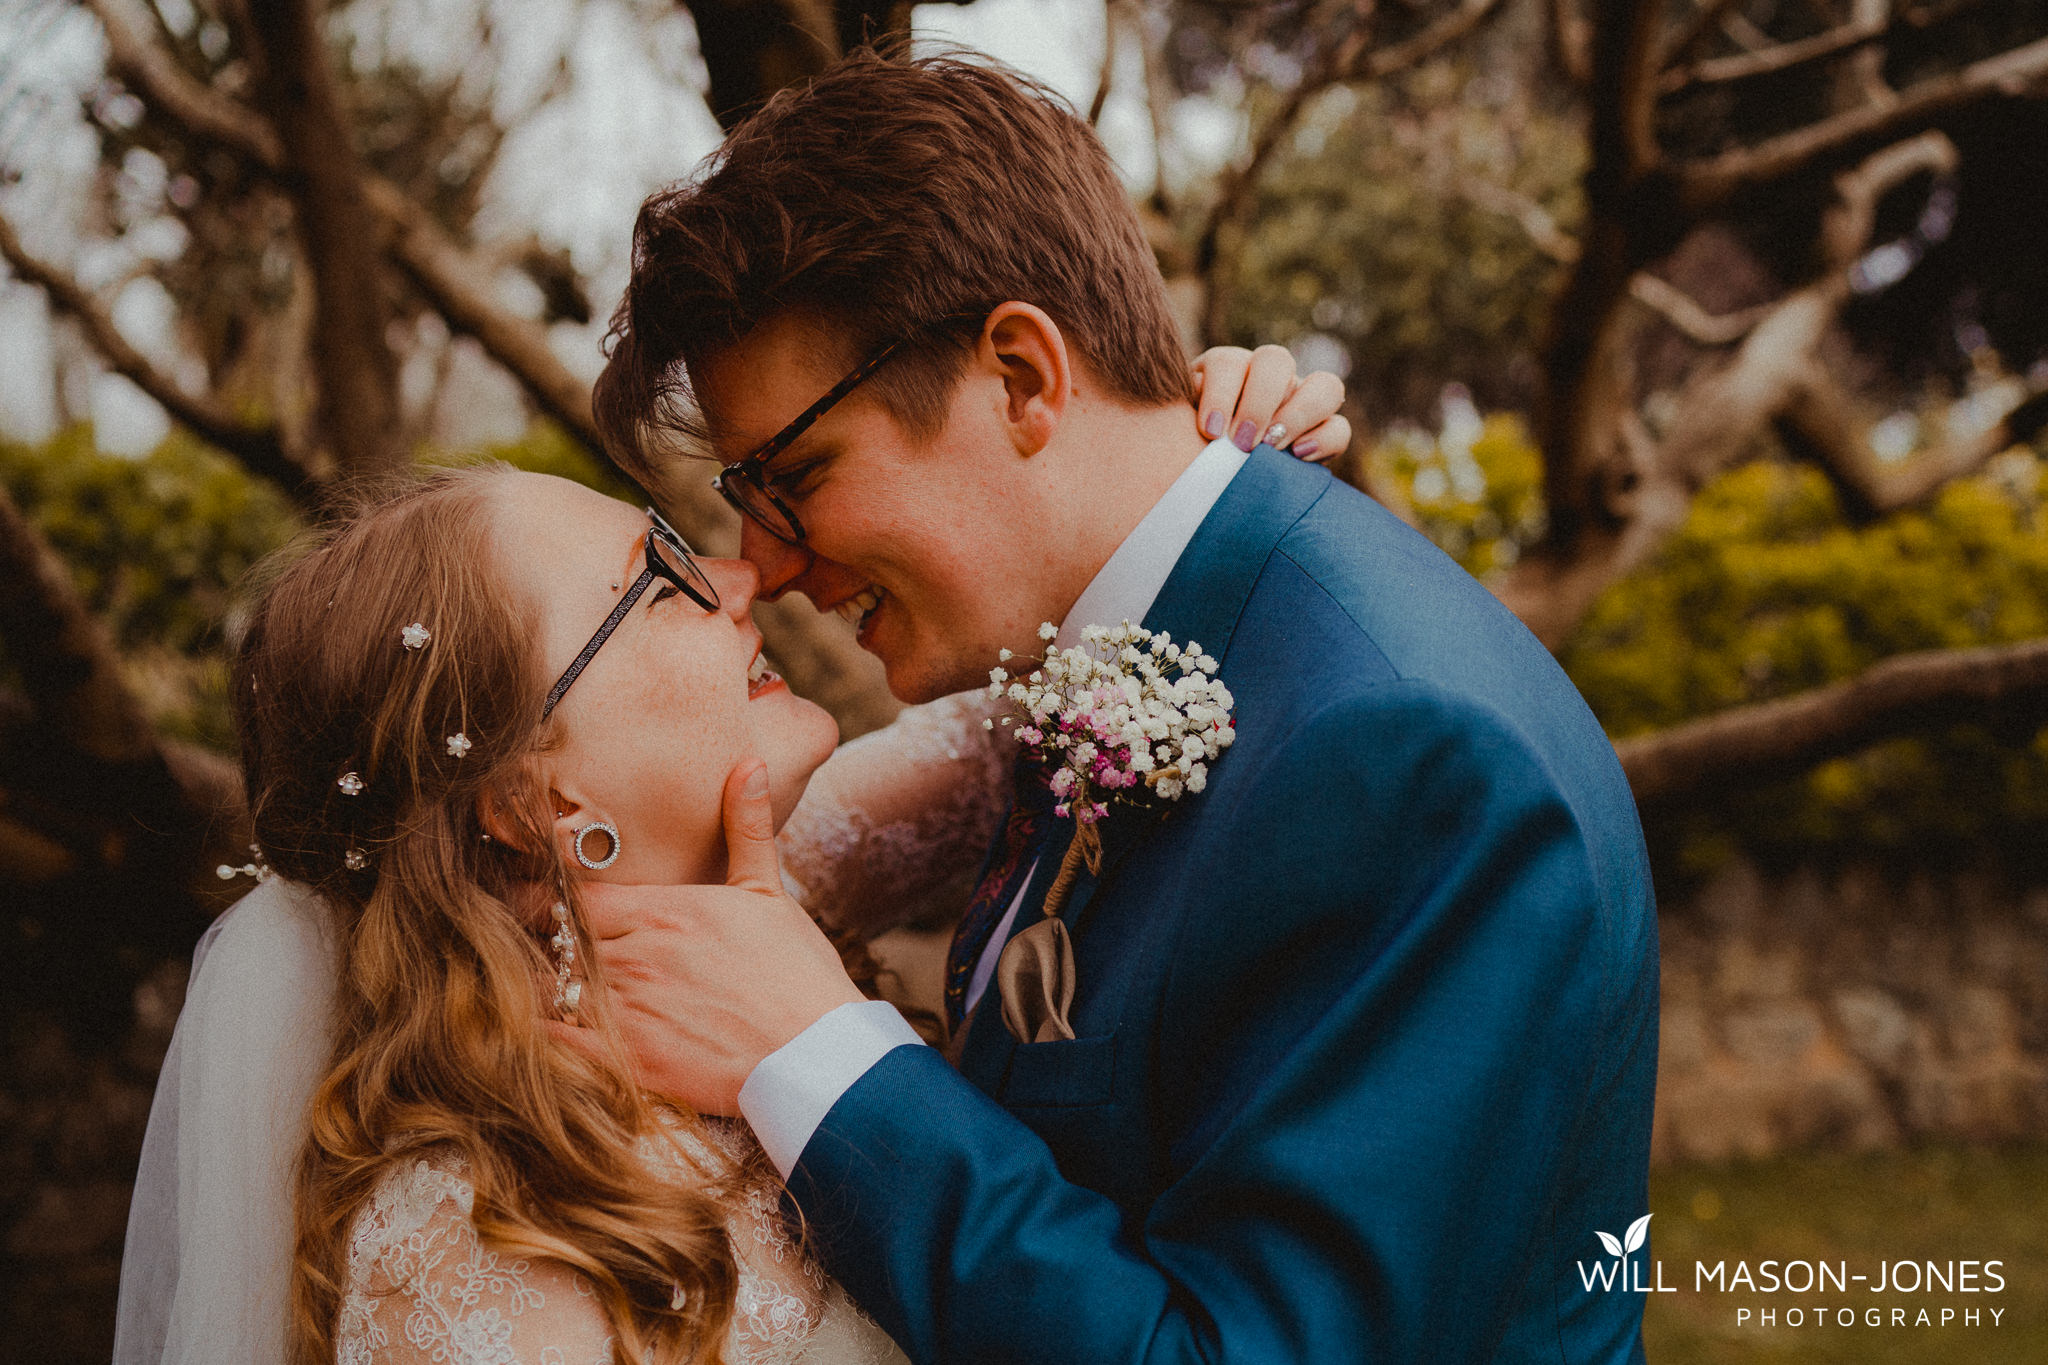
[{"left": 996, "top": 916, "right": 1077, "bottom": 1044}]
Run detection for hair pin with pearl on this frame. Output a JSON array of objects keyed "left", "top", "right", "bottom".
[
  {"left": 446, "top": 732, "right": 472, "bottom": 758},
  {"left": 400, "top": 622, "right": 431, "bottom": 651},
  {"left": 216, "top": 844, "right": 271, "bottom": 883}
]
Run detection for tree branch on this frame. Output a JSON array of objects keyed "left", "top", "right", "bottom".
[
  {"left": 1510, "top": 133, "right": 1957, "bottom": 647},
  {"left": 0, "top": 488, "right": 246, "bottom": 908},
  {"left": 1676, "top": 33, "right": 2048, "bottom": 212},
  {"left": 1088, "top": 0, "right": 1117, "bottom": 127},
  {"left": 360, "top": 180, "right": 737, "bottom": 548},
  {"left": 1628, "top": 272, "right": 1772, "bottom": 345},
  {"left": 1450, "top": 173, "right": 1773, "bottom": 345},
  {"left": 1353, "top": 0, "right": 1505, "bottom": 80},
  {"left": 1618, "top": 637, "right": 2048, "bottom": 806},
  {"left": 1661, "top": 12, "right": 1891, "bottom": 94},
  {"left": 1548, "top": 0, "right": 1593, "bottom": 88},
  {"left": 1779, "top": 367, "right": 2048, "bottom": 519},
  {"left": 84, "top": 0, "right": 283, "bottom": 171},
  {"left": 0, "top": 208, "right": 311, "bottom": 497},
  {"left": 364, "top": 183, "right": 595, "bottom": 449},
  {"left": 1194, "top": 13, "right": 1372, "bottom": 281},
  {"left": 0, "top": 483, "right": 158, "bottom": 766},
  {"left": 1660, "top": 0, "right": 1752, "bottom": 73}
]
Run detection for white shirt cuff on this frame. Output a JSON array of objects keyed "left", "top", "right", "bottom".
[{"left": 737, "top": 999, "right": 925, "bottom": 1178}]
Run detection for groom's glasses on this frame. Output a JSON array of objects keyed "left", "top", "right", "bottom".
[
  {"left": 542, "top": 509, "right": 719, "bottom": 720},
  {"left": 712, "top": 313, "right": 986, "bottom": 547}
]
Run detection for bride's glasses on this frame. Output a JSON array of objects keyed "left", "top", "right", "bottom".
[{"left": 542, "top": 509, "right": 720, "bottom": 720}]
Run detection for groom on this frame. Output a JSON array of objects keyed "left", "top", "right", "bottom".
[{"left": 587, "top": 51, "right": 1657, "bottom": 1365}]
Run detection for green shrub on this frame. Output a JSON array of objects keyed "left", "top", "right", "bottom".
[
  {"left": 0, "top": 427, "right": 302, "bottom": 749},
  {"left": 0, "top": 420, "right": 633, "bottom": 751},
  {"left": 1369, "top": 409, "right": 2048, "bottom": 870},
  {"left": 1563, "top": 452, "right": 2048, "bottom": 872}
]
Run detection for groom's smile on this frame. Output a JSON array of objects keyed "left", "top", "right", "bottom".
[{"left": 694, "top": 308, "right": 1079, "bottom": 705}]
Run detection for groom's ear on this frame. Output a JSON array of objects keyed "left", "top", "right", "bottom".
[{"left": 981, "top": 302, "right": 1071, "bottom": 457}]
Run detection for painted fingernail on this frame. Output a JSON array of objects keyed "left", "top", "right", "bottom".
[
  {"left": 1262, "top": 422, "right": 1289, "bottom": 447},
  {"left": 1233, "top": 419, "right": 1256, "bottom": 452},
  {"left": 1293, "top": 438, "right": 1320, "bottom": 461},
  {"left": 1203, "top": 409, "right": 1225, "bottom": 439}
]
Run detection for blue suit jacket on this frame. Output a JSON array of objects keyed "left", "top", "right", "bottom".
[{"left": 790, "top": 448, "right": 1659, "bottom": 1363}]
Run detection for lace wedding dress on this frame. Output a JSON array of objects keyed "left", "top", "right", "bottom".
[{"left": 336, "top": 1115, "right": 906, "bottom": 1365}]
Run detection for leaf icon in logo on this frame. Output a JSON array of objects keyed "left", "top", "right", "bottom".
[
  {"left": 1594, "top": 1230, "right": 1624, "bottom": 1258},
  {"left": 1624, "top": 1214, "right": 1652, "bottom": 1254}
]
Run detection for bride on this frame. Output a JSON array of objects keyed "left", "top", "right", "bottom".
[{"left": 112, "top": 348, "right": 1345, "bottom": 1365}]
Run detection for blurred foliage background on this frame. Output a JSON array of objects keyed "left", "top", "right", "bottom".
[
  {"left": 1365, "top": 412, "right": 2048, "bottom": 879},
  {"left": 3, "top": 0, "right": 2048, "bottom": 1358}
]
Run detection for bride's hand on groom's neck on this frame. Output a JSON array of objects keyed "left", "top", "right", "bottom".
[{"left": 563, "top": 759, "right": 865, "bottom": 1115}]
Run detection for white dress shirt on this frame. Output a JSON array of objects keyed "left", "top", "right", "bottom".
[{"left": 738, "top": 437, "right": 1251, "bottom": 1177}]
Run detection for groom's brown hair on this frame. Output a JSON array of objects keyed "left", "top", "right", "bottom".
[{"left": 594, "top": 49, "right": 1190, "bottom": 475}]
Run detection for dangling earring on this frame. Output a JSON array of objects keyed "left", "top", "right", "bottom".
[
  {"left": 551, "top": 902, "right": 582, "bottom": 1013},
  {"left": 572, "top": 820, "right": 620, "bottom": 870}
]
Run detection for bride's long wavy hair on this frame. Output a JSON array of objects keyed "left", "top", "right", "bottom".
[{"left": 237, "top": 467, "right": 740, "bottom": 1365}]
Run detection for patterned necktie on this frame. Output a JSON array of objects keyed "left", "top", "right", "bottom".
[{"left": 944, "top": 758, "right": 1053, "bottom": 1032}]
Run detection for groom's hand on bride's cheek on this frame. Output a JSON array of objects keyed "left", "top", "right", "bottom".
[{"left": 572, "top": 760, "right": 866, "bottom": 1116}]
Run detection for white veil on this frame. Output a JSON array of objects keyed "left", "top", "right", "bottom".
[{"left": 113, "top": 877, "right": 339, "bottom": 1364}]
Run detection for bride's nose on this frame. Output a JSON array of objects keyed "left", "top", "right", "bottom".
[{"left": 705, "top": 557, "right": 760, "bottom": 622}]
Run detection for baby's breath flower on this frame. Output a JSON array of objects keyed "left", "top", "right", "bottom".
[{"left": 989, "top": 620, "right": 1234, "bottom": 836}]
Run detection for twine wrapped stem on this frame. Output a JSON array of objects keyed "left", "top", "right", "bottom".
[{"left": 1039, "top": 812, "right": 1103, "bottom": 923}]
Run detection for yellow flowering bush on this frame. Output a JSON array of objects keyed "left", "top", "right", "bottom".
[{"left": 1368, "top": 408, "right": 2048, "bottom": 868}]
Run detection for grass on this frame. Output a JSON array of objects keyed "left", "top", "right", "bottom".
[{"left": 1642, "top": 1142, "right": 2048, "bottom": 1364}]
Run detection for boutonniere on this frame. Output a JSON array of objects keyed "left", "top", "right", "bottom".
[{"left": 986, "top": 620, "right": 1235, "bottom": 920}]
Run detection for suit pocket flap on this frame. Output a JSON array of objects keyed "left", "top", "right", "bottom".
[{"left": 1001, "top": 1032, "right": 1117, "bottom": 1108}]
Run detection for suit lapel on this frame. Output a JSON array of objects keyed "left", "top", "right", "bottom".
[{"left": 955, "top": 448, "right": 1331, "bottom": 1094}]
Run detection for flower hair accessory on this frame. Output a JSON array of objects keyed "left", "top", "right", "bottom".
[
  {"left": 400, "top": 622, "right": 431, "bottom": 651},
  {"left": 551, "top": 902, "right": 582, "bottom": 1014},
  {"left": 986, "top": 621, "right": 1234, "bottom": 919}
]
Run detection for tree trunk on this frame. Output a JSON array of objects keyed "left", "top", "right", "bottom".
[{"left": 237, "top": 0, "right": 406, "bottom": 483}]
